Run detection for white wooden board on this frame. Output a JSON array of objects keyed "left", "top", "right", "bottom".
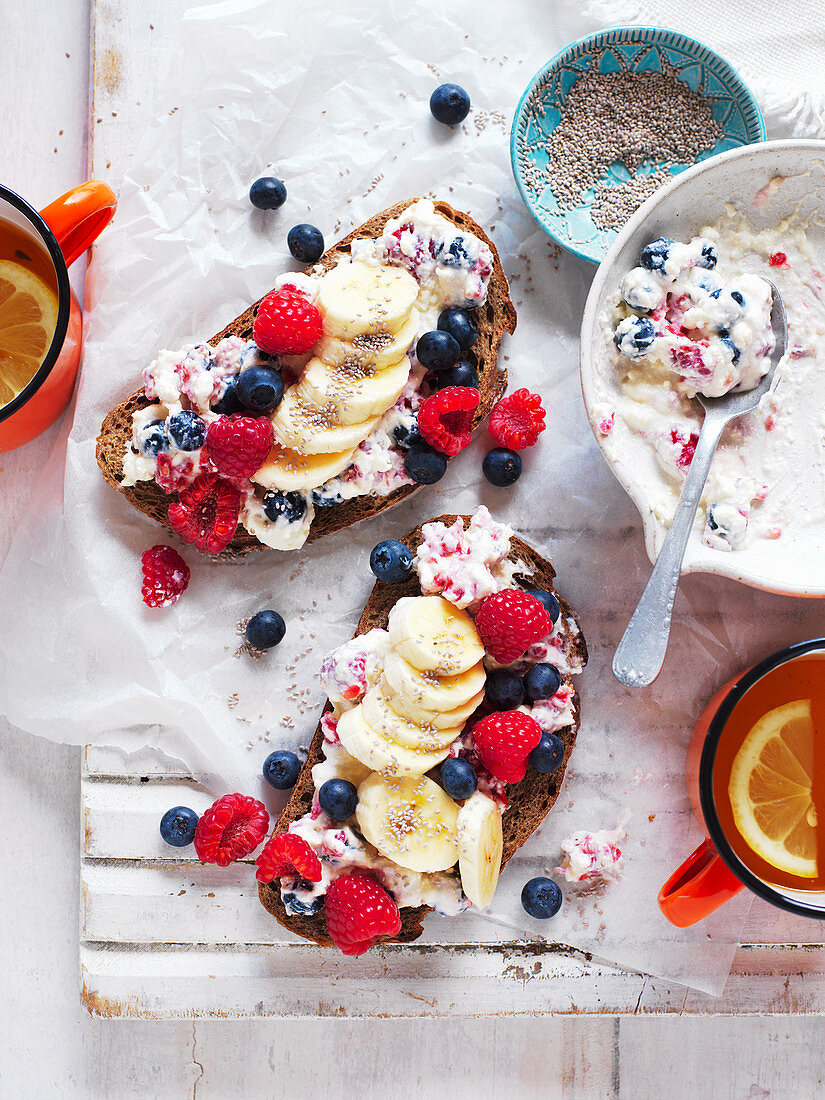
[{"left": 80, "top": 0, "right": 825, "bottom": 1020}]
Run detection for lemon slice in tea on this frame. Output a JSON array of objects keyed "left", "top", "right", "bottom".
[
  {"left": 0, "top": 259, "right": 58, "bottom": 407},
  {"left": 728, "top": 698, "right": 818, "bottom": 879}
]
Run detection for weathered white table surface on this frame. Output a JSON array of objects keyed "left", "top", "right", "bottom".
[{"left": 4, "top": 0, "right": 825, "bottom": 1094}]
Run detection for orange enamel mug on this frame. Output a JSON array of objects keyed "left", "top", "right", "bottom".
[
  {"left": 0, "top": 180, "right": 116, "bottom": 452},
  {"left": 659, "top": 639, "right": 825, "bottom": 927}
]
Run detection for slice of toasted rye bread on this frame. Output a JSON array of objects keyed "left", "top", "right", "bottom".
[
  {"left": 96, "top": 200, "right": 517, "bottom": 555},
  {"left": 258, "top": 514, "right": 588, "bottom": 948}
]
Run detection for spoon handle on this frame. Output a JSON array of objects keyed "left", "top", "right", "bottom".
[{"left": 613, "top": 413, "right": 728, "bottom": 688}]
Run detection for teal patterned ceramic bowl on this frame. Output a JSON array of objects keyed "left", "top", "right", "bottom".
[{"left": 510, "top": 27, "right": 766, "bottom": 264}]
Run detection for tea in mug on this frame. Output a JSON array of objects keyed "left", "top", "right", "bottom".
[
  {"left": 713, "top": 652, "right": 825, "bottom": 892},
  {"left": 0, "top": 219, "right": 59, "bottom": 408}
]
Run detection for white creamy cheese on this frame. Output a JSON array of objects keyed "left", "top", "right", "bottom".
[
  {"left": 600, "top": 213, "right": 825, "bottom": 552},
  {"left": 414, "top": 506, "right": 521, "bottom": 609}
]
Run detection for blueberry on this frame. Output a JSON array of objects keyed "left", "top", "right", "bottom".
[
  {"left": 528, "top": 731, "right": 564, "bottom": 774},
  {"left": 404, "top": 444, "right": 447, "bottom": 485},
  {"left": 722, "top": 335, "right": 741, "bottom": 364},
  {"left": 416, "top": 330, "right": 461, "bottom": 371},
  {"left": 707, "top": 505, "right": 726, "bottom": 535},
  {"left": 312, "top": 485, "right": 344, "bottom": 508},
  {"left": 159, "top": 806, "right": 199, "bottom": 847},
  {"left": 139, "top": 419, "right": 169, "bottom": 457},
  {"left": 318, "top": 778, "right": 358, "bottom": 821},
  {"left": 437, "top": 307, "right": 478, "bottom": 351},
  {"left": 262, "top": 749, "right": 301, "bottom": 789},
  {"left": 639, "top": 237, "right": 675, "bottom": 273},
  {"left": 167, "top": 410, "right": 206, "bottom": 452},
  {"left": 527, "top": 589, "right": 560, "bottom": 624},
  {"left": 485, "top": 670, "right": 525, "bottom": 710},
  {"left": 237, "top": 364, "right": 284, "bottom": 413},
  {"left": 429, "top": 82, "right": 471, "bottom": 125},
  {"left": 730, "top": 290, "right": 745, "bottom": 307},
  {"left": 482, "top": 447, "right": 522, "bottom": 486},
  {"left": 369, "top": 539, "right": 413, "bottom": 583},
  {"left": 436, "top": 237, "right": 470, "bottom": 268},
  {"left": 699, "top": 242, "right": 718, "bottom": 269},
  {"left": 263, "top": 489, "right": 307, "bottom": 525},
  {"left": 283, "top": 892, "right": 325, "bottom": 916},
  {"left": 523, "top": 663, "right": 561, "bottom": 702},
  {"left": 249, "top": 176, "right": 287, "bottom": 210},
  {"left": 212, "top": 374, "right": 244, "bottom": 415},
  {"left": 392, "top": 420, "right": 423, "bottom": 450},
  {"left": 521, "top": 876, "right": 563, "bottom": 919},
  {"left": 287, "top": 223, "right": 324, "bottom": 263},
  {"left": 433, "top": 360, "right": 479, "bottom": 390},
  {"left": 614, "top": 316, "right": 656, "bottom": 358},
  {"left": 440, "top": 757, "right": 478, "bottom": 801},
  {"left": 246, "top": 609, "right": 287, "bottom": 649}
]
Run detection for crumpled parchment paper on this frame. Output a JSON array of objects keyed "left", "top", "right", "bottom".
[{"left": 4, "top": 0, "right": 823, "bottom": 995}]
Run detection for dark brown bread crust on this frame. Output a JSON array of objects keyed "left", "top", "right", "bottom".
[
  {"left": 96, "top": 200, "right": 517, "bottom": 554},
  {"left": 258, "top": 515, "right": 588, "bottom": 948}
]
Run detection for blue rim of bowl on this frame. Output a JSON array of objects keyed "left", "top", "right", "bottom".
[{"left": 510, "top": 26, "right": 767, "bottom": 265}]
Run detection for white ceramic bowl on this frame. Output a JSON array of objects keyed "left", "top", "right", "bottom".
[{"left": 580, "top": 139, "right": 825, "bottom": 597}]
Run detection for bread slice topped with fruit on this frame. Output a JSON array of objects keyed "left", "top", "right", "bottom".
[
  {"left": 256, "top": 507, "right": 587, "bottom": 955},
  {"left": 96, "top": 199, "right": 516, "bottom": 555}
]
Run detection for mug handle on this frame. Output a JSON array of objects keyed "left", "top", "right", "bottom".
[
  {"left": 658, "top": 838, "right": 744, "bottom": 927},
  {"left": 40, "top": 180, "right": 117, "bottom": 268}
]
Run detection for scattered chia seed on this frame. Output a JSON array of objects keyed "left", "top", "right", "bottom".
[{"left": 540, "top": 57, "right": 722, "bottom": 230}]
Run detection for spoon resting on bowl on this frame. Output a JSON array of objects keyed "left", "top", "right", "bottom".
[{"left": 613, "top": 281, "right": 788, "bottom": 688}]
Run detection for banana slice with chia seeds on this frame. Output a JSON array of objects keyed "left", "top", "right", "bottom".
[
  {"left": 382, "top": 650, "right": 486, "bottom": 714},
  {"left": 317, "top": 259, "right": 419, "bottom": 339},
  {"left": 388, "top": 596, "right": 485, "bottom": 675},
  {"left": 337, "top": 703, "right": 451, "bottom": 778},
  {"left": 315, "top": 310, "right": 419, "bottom": 373},
  {"left": 361, "top": 686, "right": 462, "bottom": 748},
  {"left": 271, "top": 387, "right": 380, "bottom": 454},
  {"left": 355, "top": 773, "right": 460, "bottom": 873},
  {"left": 379, "top": 675, "right": 485, "bottom": 730},
  {"left": 298, "top": 355, "right": 410, "bottom": 426},
  {"left": 253, "top": 441, "right": 358, "bottom": 491}
]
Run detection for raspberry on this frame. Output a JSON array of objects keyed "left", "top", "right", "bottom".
[
  {"left": 489, "top": 389, "right": 546, "bottom": 449},
  {"left": 168, "top": 472, "right": 241, "bottom": 554},
  {"left": 472, "top": 710, "right": 543, "bottom": 783},
  {"left": 253, "top": 288, "right": 322, "bottom": 356},
  {"left": 193, "top": 793, "right": 269, "bottom": 867},
  {"left": 256, "top": 832, "right": 322, "bottom": 884},
  {"left": 417, "top": 386, "right": 480, "bottom": 456},
  {"left": 140, "top": 545, "right": 190, "bottom": 608},
  {"left": 205, "top": 414, "right": 274, "bottom": 480},
  {"left": 324, "top": 873, "right": 402, "bottom": 956},
  {"left": 475, "top": 589, "right": 554, "bottom": 665}
]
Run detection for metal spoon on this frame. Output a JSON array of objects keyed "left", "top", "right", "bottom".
[{"left": 612, "top": 282, "right": 788, "bottom": 688}]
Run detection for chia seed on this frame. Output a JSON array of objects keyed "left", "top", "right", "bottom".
[{"left": 540, "top": 57, "right": 723, "bottom": 230}]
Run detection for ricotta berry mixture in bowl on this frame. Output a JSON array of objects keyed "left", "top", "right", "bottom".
[{"left": 582, "top": 143, "right": 825, "bottom": 592}]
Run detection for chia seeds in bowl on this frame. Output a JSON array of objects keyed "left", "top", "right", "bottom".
[{"left": 510, "top": 27, "right": 766, "bottom": 264}]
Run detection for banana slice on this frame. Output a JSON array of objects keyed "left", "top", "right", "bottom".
[
  {"left": 337, "top": 703, "right": 451, "bottom": 778},
  {"left": 382, "top": 650, "right": 487, "bottom": 714},
  {"left": 456, "top": 792, "right": 503, "bottom": 909},
  {"left": 317, "top": 259, "right": 419, "bottom": 339},
  {"left": 361, "top": 686, "right": 462, "bottom": 748},
  {"left": 271, "top": 387, "right": 379, "bottom": 454},
  {"left": 380, "top": 675, "right": 485, "bottom": 730},
  {"left": 388, "top": 596, "right": 485, "bottom": 675},
  {"left": 315, "top": 310, "right": 419, "bottom": 374},
  {"left": 299, "top": 355, "right": 410, "bottom": 426},
  {"left": 253, "top": 441, "right": 358, "bottom": 491},
  {"left": 356, "top": 773, "right": 460, "bottom": 872}
]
